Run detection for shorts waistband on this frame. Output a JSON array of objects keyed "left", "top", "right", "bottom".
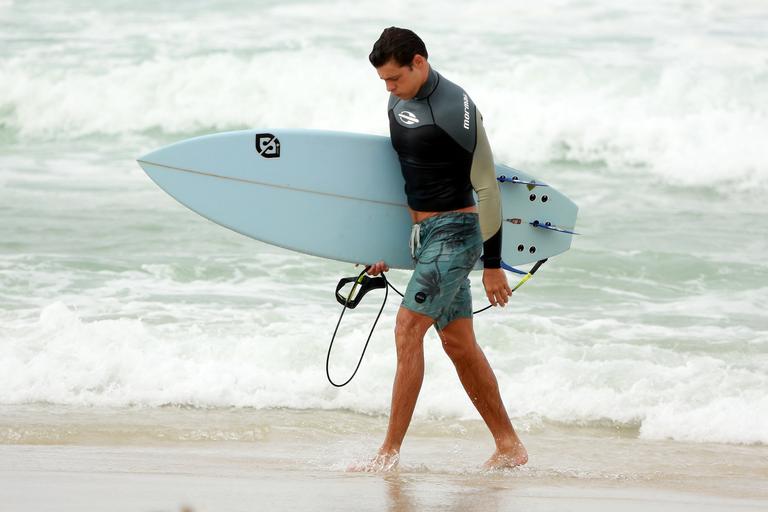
[{"left": 415, "top": 211, "right": 479, "bottom": 229}]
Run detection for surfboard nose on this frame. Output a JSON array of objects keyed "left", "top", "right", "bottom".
[
  {"left": 136, "top": 130, "right": 257, "bottom": 179},
  {"left": 137, "top": 143, "right": 175, "bottom": 177},
  {"left": 137, "top": 140, "right": 183, "bottom": 169}
]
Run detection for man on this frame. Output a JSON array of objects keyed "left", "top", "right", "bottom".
[{"left": 357, "top": 27, "right": 528, "bottom": 471}]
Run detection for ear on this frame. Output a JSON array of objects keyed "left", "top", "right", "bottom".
[{"left": 412, "top": 54, "right": 427, "bottom": 68}]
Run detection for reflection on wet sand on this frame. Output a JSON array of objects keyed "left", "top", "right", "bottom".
[{"left": 384, "top": 472, "right": 502, "bottom": 512}]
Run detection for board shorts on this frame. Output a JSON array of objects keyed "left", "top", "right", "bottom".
[{"left": 401, "top": 212, "right": 483, "bottom": 330}]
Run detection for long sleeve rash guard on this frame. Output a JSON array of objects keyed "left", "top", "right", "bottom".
[{"left": 388, "top": 67, "right": 503, "bottom": 268}]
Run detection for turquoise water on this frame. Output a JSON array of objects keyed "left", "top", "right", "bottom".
[{"left": 1, "top": 0, "right": 766, "bottom": 445}]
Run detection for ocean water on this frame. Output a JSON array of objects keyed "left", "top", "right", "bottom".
[{"left": 1, "top": 0, "right": 767, "bottom": 448}]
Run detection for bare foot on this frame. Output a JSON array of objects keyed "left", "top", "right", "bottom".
[
  {"left": 347, "top": 450, "right": 400, "bottom": 472},
  {"left": 482, "top": 443, "right": 528, "bottom": 470}
]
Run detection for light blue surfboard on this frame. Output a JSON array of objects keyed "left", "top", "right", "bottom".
[{"left": 137, "top": 129, "right": 577, "bottom": 269}]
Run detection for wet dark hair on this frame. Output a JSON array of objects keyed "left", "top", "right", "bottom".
[{"left": 369, "top": 27, "right": 428, "bottom": 68}]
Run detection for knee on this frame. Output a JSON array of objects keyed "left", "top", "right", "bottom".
[
  {"left": 394, "top": 315, "right": 416, "bottom": 339},
  {"left": 394, "top": 310, "right": 429, "bottom": 356},
  {"left": 439, "top": 332, "right": 472, "bottom": 361}
]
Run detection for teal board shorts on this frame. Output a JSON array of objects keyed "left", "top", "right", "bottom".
[{"left": 401, "top": 212, "right": 483, "bottom": 330}]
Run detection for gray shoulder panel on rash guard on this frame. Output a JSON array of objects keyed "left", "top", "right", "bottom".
[
  {"left": 429, "top": 72, "right": 477, "bottom": 153},
  {"left": 391, "top": 97, "right": 435, "bottom": 128},
  {"left": 388, "top": 93, "right": 399, "bottom": 111}
]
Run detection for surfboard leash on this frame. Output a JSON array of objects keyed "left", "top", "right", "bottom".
[
  {"left": 326, "top": 267, "right": 394, "bottom": 387},
  {"left": 326, "top": 259, "right": 548, "bottom": 387},
  {"left": 471, "top": 258, "right": 548, "bottom": 314}
]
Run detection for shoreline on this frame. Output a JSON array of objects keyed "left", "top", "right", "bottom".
[{"left": 1, "top": 405, "right": 766, "bottom": 511}]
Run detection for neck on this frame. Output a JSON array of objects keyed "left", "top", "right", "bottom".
[
  {"left": 413, "top": 65, "right": 437, "bottom": 100},
  {"left": 419, "top": 64, "right": 431, "bottom": 88}
]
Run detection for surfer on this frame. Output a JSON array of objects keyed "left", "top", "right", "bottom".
[{"left": 356, "top": 27, "right": 528, "bottom": 471}]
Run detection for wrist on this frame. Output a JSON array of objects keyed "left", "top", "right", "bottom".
[{"left": 482, "top": 256, "right": 501, "bottom": 269}]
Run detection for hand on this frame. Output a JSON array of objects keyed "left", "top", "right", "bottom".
[
  {"left": 482, "top": 268, "right": 513, "bottom": 307},
  {"left": 363, "top": 261, "right": 389, "bottom": 276}
]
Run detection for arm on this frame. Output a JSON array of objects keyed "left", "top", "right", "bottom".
[{"left": 471, "top": 113, "right": 512, "bottom": 306}]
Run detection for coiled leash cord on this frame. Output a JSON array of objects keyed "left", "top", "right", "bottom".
[
  {"left": 326, "top": 259, "right": 547, "bottom": 387},
  {"left": 326, "top": 268, "right": 402, "bottom": 387}
]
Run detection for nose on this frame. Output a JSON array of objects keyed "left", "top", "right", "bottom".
[{"left": 386, "top": 82, "right": 395, "bottom": 92}]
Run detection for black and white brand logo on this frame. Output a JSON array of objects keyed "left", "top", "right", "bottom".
[
  {"left": 414, "top": 291, "right": 427, "bottom": 303},
  {"left": 462, "top": 94, "right": 471, "bottom": 130},
  {"left": 255, "top": 133, "right": 281, "bottom": 158},
  {"left": 398, "top": 111, "right": 420, "bottom": 125}
]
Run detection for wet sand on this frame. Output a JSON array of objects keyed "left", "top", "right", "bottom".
[{"left": 1, "top": 406, "right": 766, "bottom": 511}]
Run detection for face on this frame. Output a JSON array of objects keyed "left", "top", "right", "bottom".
[{"left": 376, "top": 55, "right": 429, "bottom": 100}]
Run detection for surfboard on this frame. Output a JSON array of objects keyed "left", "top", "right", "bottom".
[{"left": 137, "top": 129, "right": 577, "bottom": 269}]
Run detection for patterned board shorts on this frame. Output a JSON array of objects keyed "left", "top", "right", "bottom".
[{"left": 401, "top": 212, "right": 483, "bottom": 330}]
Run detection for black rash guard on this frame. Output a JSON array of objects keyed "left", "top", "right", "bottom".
[{"left": 388, "top": 67, "right": 503, "bottom": 268}]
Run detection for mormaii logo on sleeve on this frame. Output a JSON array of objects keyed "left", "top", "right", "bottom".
[{"left": 463, "top": 94, "right": 470, "bottom": 130}]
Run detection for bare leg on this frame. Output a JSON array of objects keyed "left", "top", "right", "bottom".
[
  {"left": 349, "top": 306, "right": 434, "bottom": 472},
  {"left": 438, "top": 317, "right": 528, "bottom": 468}
]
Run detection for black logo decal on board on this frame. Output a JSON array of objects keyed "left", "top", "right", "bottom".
[{"left": 255, "top": 133, "right": 280, "bottom": 158}]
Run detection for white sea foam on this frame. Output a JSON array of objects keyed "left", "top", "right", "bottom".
[
  {"left": 2, "top": 301, "right": 765, "bottom": 445},
  {"left": 1, "top": 1, "right": 767, "bottom": 188},
  {"left": 2, "top": 0, "right": 767, "bottom": 448}
]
